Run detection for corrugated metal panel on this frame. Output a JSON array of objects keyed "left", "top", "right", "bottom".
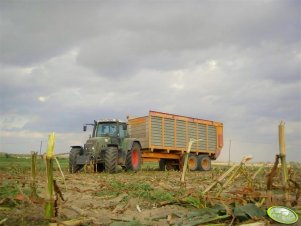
[
  {"left": 198, "top": 124, "right": 207, "bottom": 150},
  {"left": 188, "top": 122, "right": 197, "bottom": 150},
  {"left": 164, "top": 118, "right": 174, "bottom": 147},
  {"left": 151, "top": 116, "right": 162, "bottom": 146},
  {"left": 176, "top": 120, "right": 186, "bottom": 148},
  {"left": 208, "top": 125, "right": 217, "bottom": 150}
]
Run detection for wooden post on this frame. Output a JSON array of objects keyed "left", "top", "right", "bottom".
[
  {"left": 45, "top": 132, "right": 56, "bottom": 218},
  {"left": 279, "top": 121, "right": 289, "bottom": 206}
]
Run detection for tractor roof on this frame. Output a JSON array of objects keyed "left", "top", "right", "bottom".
[{"left": 97, "top": 119, "right": 126, "bottom": 123}]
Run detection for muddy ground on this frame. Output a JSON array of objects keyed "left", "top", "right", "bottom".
[{"left": 0, "top": 162, "right": 300, "bottom": 226}]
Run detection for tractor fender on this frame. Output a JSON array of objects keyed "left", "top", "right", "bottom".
[
  {"left": 123, "top": 139, "right": 141, "bottom": 157},
  {"left": 119, "top": 139, "right": 141, "bottom": 165},
  {"left": 127, "top": 139, "right": 141, "bottom": 151},
  {"left": 70, "top": 145, "right": 83, "bottom": 150},
  {"left": 70, "top": 146, "right": 84, "bottom": 155}
]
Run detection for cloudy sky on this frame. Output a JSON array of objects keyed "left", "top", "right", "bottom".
[{"left": 0, "top": 0, "right": 300, "bottom": 162}]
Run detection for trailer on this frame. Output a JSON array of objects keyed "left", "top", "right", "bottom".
[
  {"left": 128, "top": 111, "right": 223, "bottom": 171},
  {"left": 70, "top": 110, "right": 223, "bottom": 173}
]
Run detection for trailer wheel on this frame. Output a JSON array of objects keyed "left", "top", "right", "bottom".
[
  {"left": 159, "top": 159, "right": 166, "bottom": 171},
  {"left": 198, "top": 155, "right": 211, "bottom": 171},
  {"left": 69, "top": 148, "right": 83, "bottom": 173},
  {"left": 159, "top": 159, "right": 179, "bottom": 171},
  {"left": 188, "top": 154, "right": 198, "bottom": 171},
  {"left": 167, "top": 160, "right": 180, "bottom": 171},
  {"left": 105, "top": 147, "right": 118, "bottom": 173},
  {"left": 126, "top": 142, "right": 142, "bottom": 171}
]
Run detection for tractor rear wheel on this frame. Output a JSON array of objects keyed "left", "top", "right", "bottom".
[
  {"left": 198, "top": 155, "right": 212, "bottom": 171},
  {"left": 188, "top": 154, "right": 198, "bottom": 171},
  {"left": 69, "top": 148, "right": 83, "bottom": 173},
  {"left": 126, "top": 142, "right": 142, "bottom": 171},
  {"left": 104, "top": 147, "right": 118, "bottom": 173}
]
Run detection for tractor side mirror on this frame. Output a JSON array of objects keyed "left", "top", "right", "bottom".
[
  {"left": 83, "top": 125, "right": 87, "bottom": 131},
  {"left": 123, "top": 124, "right": 127, "bottom": 130}
]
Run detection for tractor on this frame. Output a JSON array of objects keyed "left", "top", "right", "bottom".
[{"left": 69, "top": 119, "right": 142, "bottom": 173}]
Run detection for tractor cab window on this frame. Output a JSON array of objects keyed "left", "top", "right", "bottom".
[
  {"left": 119, "top": 124, "right": 126, "bottom": 138},
  {"left": 96, "top": 123, "right": 117, "bottom": 137}
]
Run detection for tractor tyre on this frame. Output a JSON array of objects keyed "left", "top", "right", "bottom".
[
  {"left": 159, "top": 159, "right": 179, "bottom": 171},
  {"left": 159, "top": 159, "right": 166, "bottom": 171},
  {"left": 95, "top": 163, "right": 105, "bottom": 172},
  {"left": 126, "top": 142, "right": 142, "bottom": 171},
  {"left": 198, "top": 155, "right": 212, "bottom": 171},
  {"left": 69, "top": 148, "right": 83, "bottom": 173},
  {"left": 104, "top": 147, "right": 118, "bottom": 173},
  {"left": 188, "top": 154, "right": 198, "bottom": 171},
  {"left": 166, "top": 160, "right": 180, "bottom": 171}
]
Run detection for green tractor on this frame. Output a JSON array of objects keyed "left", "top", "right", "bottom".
[{"left": 69, "top": 119, "right": 142, "bottom": 173}]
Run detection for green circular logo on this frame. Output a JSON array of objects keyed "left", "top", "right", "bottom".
[{"left": 267, "top": 206, "right": 299, "bottom": 224}]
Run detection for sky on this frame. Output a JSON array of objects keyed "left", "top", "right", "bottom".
[{"left": 0, "top": 0, "right": 300, "bottom": 162}]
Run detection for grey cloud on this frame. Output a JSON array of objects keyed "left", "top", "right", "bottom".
[
  {"left": 0, "top": 1, "right": 103, "bottom": 66},
  {"left": 0, "top": 1, "right": 300, "bottom": 161},
  {"left": 1, "top": 1, "right": 300, "bottom": 75}
]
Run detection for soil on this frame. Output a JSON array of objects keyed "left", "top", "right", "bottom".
[{"left": 0, "top": 164, "right": 300, "bottom": 226}]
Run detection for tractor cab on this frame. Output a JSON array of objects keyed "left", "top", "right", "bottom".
[
  {"left": 95, "top": 120, "right": 127, "bottom": 139},
  {"left": 83, "top": 120, "right": 127, "bottom": 139}
]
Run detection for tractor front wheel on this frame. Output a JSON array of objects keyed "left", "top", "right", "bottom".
[
  {"left": 126, "top": 142, "right": 142, "bottom": 171},
  {"left": 95, "top": 163, "right": 105, "bottom": 172},
  {"left": 69, "top": 148, "right": 83, "bottom": 173},
  {"left": 104, "top": 147, "right": 118, "bottom": 173}
]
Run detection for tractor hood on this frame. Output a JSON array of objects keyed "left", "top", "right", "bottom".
[{"left": 84, "top": 137, "right": 110, "bottom": 155}]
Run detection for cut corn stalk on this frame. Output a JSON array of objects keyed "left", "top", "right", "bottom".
[
  {"left": 181, "top": 138, "right": 202, "bottom": 183},
  {"left": 215, "top": 156, "right": 252, "bottom": 197},
  {"left": 0, "top": 218, "right": 8, "bottom": 225},
  {"left": 202, "top": 156, "right": 252, "bottom": 196},
  {"left": 30, "top": 151, "right": 38, "bottom": 198},
  {"left": 54, "top": 157, "right": 67, "bottom": 191},
  {"left": 45, "top": 132, "right": 56, "bottom": 218},
  {"left": 279, "top": 121, "right": 289, "bottom": 206},
  {"left": 203, "top": 164, "right": 236, "bottom": 195},
  {"left": 251, "top": 165, "right": 264, "bottom": 181}
]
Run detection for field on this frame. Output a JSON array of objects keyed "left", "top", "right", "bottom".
[{"left": 0, "top": 154, "right": 300, "bottom": 226}]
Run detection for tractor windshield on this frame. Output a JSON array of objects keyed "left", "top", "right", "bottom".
[{"left": 96, "top": 123, "right": 117, "bottom": 137}]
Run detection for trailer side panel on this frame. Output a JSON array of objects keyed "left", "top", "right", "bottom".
[{"left": 128, "top": 111, "right": 223, "bottom": 159}]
